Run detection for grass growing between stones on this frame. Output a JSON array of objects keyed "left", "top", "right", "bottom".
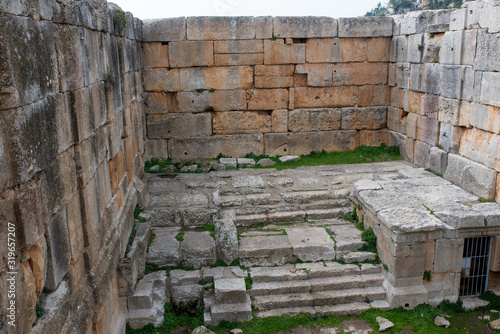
[
  {"left": 144, "top": 144, "right": 402, "bottom": 173},
  {"left": 126, "top": 295, "right": 500, "bottom": 334}
]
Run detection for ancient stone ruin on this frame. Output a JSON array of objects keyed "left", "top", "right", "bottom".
[{"left": 1, "top": 0, "right": 500, "bottom": 333}]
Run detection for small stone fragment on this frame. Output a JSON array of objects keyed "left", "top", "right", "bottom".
[
  {"left": 149, "top": 165, "right": 160, "bottom": 172},
  {"left": 163, "top": 165, "right": 176, "bottom": 173},
  {"left": 220, "top": 157, "right": 237, "bottom": 168},
  {"left": 211, "top": 163, "right": 227, "bottom": 171},
  {"left": 237, "top": 158, "right": 256, "bottom": 168},
  {"left": 257, "top": 158, "right": 276, "bottom": 166},
  {"left": 192, "top": 326, "right": 215, "bottom": 334},
  {"left": 279, "top": 155, "right": 300, "bottom": 163},
  {"left": 434, "top": 316, "right": 450, "bottom": 328},
  {"left": 490, "top": 319, "right": 500, "bottom": 330},
  {"left": 181, "top": 165, "right": 198, "bottom": 172},
  {"left": 376, "top": 316, "right": 394, "bottom": 332},
  {"left": 484, "top": 315, "right": 491, "bottom": 321},
  {"left": 230, "top": 329, "right": 243, "bottom": 334}
]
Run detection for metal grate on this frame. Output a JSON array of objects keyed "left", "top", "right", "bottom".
[{"left": 460, "top": 236, "right": 492, "bottom": 296}]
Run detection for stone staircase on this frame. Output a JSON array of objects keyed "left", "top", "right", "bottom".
[
  {"left": 248, "top": 262, "right": 389, "bottom": 318},
  {"left": 138, "top": 162, "right": 413, "bottom": 326}
]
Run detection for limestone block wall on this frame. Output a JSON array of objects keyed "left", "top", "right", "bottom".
[
  {"left": 0, "top": 1, "right": 145, "bottom": 333},
  {"left": 141, "top": 16, "right": 395, "bottom": 161},
  {"left": 387, "top": 0, "right": 500, "bottom": 202}
]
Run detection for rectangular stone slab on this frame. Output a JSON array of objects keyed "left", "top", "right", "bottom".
[{"left": 285, "top": 227, "right": 335, "bottom": 261}]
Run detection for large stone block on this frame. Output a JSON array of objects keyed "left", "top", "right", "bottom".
[
  {"left": 264, "top": 39, "right": 305, "bottom": 64},
  {"left": 187, "top": 17, "right": 258, "bottom": 40},
  {"left": 444, "top": 153, "right": 497, "bottom": 200},
  {"left": 480, "top": 71, "right": 500, "bottom": 107},
  {"left": 390, "top": 35, "right": 408, "bottom": 62},
  {"left": 215, "top": 53, "right": 264, "bottom": 66},
  {"left": 341, "top": 107, "right": 387, "bottom": 130},
  {"left": 213, "top": 111, "right": 271, "bottom": 134},
  {"left": 0, "top": 0, "right": 28, "bottom": 15},
  {"left": 295, "top": 63, "right": 335, "bottom": 87},
  {"left": 288, "top": 108, "right": 341, "bottom": 132},
  {"left": 168, "top": 41, "right": 214, "bottom": 68},
  {"left": 474, "top": 30, "right": 500, "bottom": 72},
  {"left": 439, "top": 123, "right": 465, "bottom": 154},
  {"left": 273, "top": 16, "right": 338, "bottom": 38},
  {"left": 400, "top": 10, "right": 450, "bottom": 35},
  {"left": 169, "top": 134, "right": 263, "bottom": 160},
  {"left": 144, "top": 92, "right": 177, "bottom": 114},
  {"left": 247, "top": 89, "right": 289, "bottom": 110},
  {"left": 459, "top": 128, "right": 500, "bottom": 172},
  {"left": 440, "top": 65, "right": 462, "bottom": 100},
  {"left": 407, "top": 34, "right": 424, "bottom": 63},
  {"left": 359, "top": 85, "right": 390, "bottom": 107},
  {"left": 255, "top": 76, "right": 293, "bottom": 88},
  {"left": 420, "top": 63, "right": 441, "bottom": 95},
  {"left": 305, "top": 38, "right": 341, "bottom": 63},
  {"left": 338, "top": 17, "right": 393, "bottom": 37},
  {"left": 340, "top": 38, "right": 367, "bottom": 62},
  {"left": 264, "top": 131, "right": 358, "bottom": 156},
  {"left": 214, "top": 40, "right": 263, "bottom": 53},
  {"left": 416, "top": 115, "right": 439, "bottom": 146},
  {"left": 294, "top": 87, "right": 358, "bottom": 108},
  {"left": 45, "top": 209, "right": 71, "bottom": 292},
  {"left": 413, "top": 140, "right": 432, "bottom": 169},
  {"left": 438, "top": 97, "right": 460, "bottom": 125},
  {"left": 360, "top": 129, "right": 388, "bottom": 146},
  {"left": 449, "top": 8, "right": 466, "bottom": 31},
  {"left": 142, "top": 18, "right": 186, "bottom": 42},
  {"left": 466, "top": 1, "right": 500, "bottom": 34},
  {"left": 147, "top": 113, "right": 212, "bottom": 139},
  {"left": 255, "top": 64, "right": 295, "bottom": 76},
  {"left": 469, "top": 103, "right": 500, "bottom": 134},
  {"left": 272, "top": 109, "right": 288, "bottom": 133},
  {"left": 429, "top": 147, "right": 448, "bottom": 176},
  {"left": 176, "top": 89, "right": 247, "bottom": 112},
  {"left": 388, "top": 131, "right": 415, "bottom": 162},
  {"left": 0, "top": 16, "right": 57, "bottom": 109},
  {"left": 422, "top": 33, "right": 442, "bottom": 64},
  {"left": 439, "top": 31, "right": 462, "bottom": 65},
  {"left": 461, "top": 30, "right": 478, "bottom": 66},
  {"left": 145, "top": 67, "right": 253, "bottom": 92},
  {"left": 367, "top": 37, "right": 391, "bottom": 62},
  {"left": 332, "top": 63, "right": 388, "bottom": 86},
  {"left": 145, "top": 139, "right": 169, "bottom": 160}
]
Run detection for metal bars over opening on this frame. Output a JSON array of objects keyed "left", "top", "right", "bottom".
[{"left": 460, "top": 236, "right": 492, "bottom": 296}]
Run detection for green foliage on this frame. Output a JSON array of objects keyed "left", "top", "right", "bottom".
[
  {"left": 480, "top": 290, "right": 500, "bottom": 309},
  {"left": 209, "top": 88, "right": 216, "bottom": 92},
  {"left": 113, "top": 9, "right": 127, "bottom": 33},
  {"left": 203, "top": 224, "right": 216, "bottom": 238},
  {"left": 35, "top": 293, "right": 45, "bottom": 318},
  {"left": 126, "top": 221, "right": 137, "bottom": 255},
  {"left": 216, "top": 153, "right": 231, "bottom": 159},
  {"left": 423, "top": 270, "right": 433, "bottom": 282},
  {"left": 478, "top": 197, "right": 495, "bottom": 203},
  {"left": 205, "top": 283, "right": 214, "bottom": 291},
  {"left": 336, "top": 256, "right": 346, "bottom": 265},
  {"left": 437, "top": 299, "right": 464, "bottom": 313},
  {"left": 147, "top": 233, "right": 155, "bottom": 248},
  {"left": 245, "top": 275, "right": 253, "bottom": 290},
  {"left": 365, "top": 2, "right": 389, "bottom": 16},
  {"left": 383, "top": 263, "right": 389, "bottom": 272},
  {"left": 422, "top": 204, "right": 440, "bottom": 219},
  {"left": 271, "top": 33, "right": 281, "bottom": 41},
  {"left": 359, "top": 228, "right": 377, "bottom": 253},
  {"left": 175, "top": 232, "right": 185, "bottom": 242},
  {"left": 198, "top": 279, "right": 208, "bottom": 286},
  {"left": 211, "top": 259, "right": 227, "bottom": 267}
]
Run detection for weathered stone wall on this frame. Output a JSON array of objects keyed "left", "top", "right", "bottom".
[
  {"left": 141, "top": 16, "right": 394, "bottom": 160},
  {"left": 387, "top": 0, "right": 500, "bottom": 202},
  {"left": 0, "top": 1, "right": 145, "bottom": 333}
]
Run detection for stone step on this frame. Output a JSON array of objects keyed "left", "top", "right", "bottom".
[
  {"left": 249, "top": 273, "right": 384, "bottom": 296},
  {"left": 256, "top": 306, "right": 316, "bottom": 318},
  {"left": 253, "top": 286, "right": 386, "bottom": 311},
  {"left": 342, "top": 251, "right": 378, "bottom": 263},
  {"left": 306, "top": 207, "right": 352, "bottom": 220},
  {"left": 250, "top": 263, "right": 372, "bottom": 283},
  {"left": 208, "top": 295, "right": 253, "bottom": 326},
  {"left": 281, "top": 190, "right": 332, "bottom": 204},
  {"left": 255, "top": 300, "right": 390, "bottom": 318}
]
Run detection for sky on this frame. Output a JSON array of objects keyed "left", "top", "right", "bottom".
[{"left": 109, "top": 0, "right": 385, "bottom": 20}]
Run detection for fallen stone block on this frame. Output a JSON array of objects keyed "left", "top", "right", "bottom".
[
  {"left": 215, "top": 217, "right": 239, "bottom": 265},
  {"left": 220, "top": 158, "right": 237, "bottom": 168},
  {"left": 147, "top": 230, "right": 181, "bottom": 266},
  {"left": 215, "top": 277, "right": 247, "bottom": 304},
  {"left": 181, "top": 231, "right": 216, "bottom": 269},
  {"left": 376, "top": 316, "right": 394, "bottom": 332},
  {"left": 434, "top": 316, "right": 450, "bottom": 328},
  {"left": 237, "top": 158, "right": 256, "bottom": 168},
  {"left": 192, "top": 326, "right": 215, "bottom": 334},
  {"left": 279, "top": 155, "right": 300, "bottom": 164}
]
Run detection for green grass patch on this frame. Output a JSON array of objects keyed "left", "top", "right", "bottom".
[
  {"left": 203, "top": 224, "right": 216, "bottom": 238},
  {"left": 198, "top": 279, "right": 208, "bottom": 286},
  {"left": 425, "top": 168, "right": 444, "bottom": 178},
  {"left": 245, "top": 275, "right": 253, "bottom": 290},
  {"left": 145, "top": 145, "right": 402, "bottom": 174},
  {"left": 422, "top": 204, "right": 440, "bottom": 219},
  {"left": 147, "top": 233, "right": 155, "bottom": 248},
  {"left": 423, "top": 270, "right": 432, "bottom": 282},
  {"left": 358, "top": 228, "right": 377, "bottom": 253},
  {"left": 478, "top": 197, "right": 495, "bottom": 203},
  {"left": 175, "top": 232, "right": 185, "bottom": 242},
  {"left": 276, "top": 222, "right": 296, "bottom": 226}
]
